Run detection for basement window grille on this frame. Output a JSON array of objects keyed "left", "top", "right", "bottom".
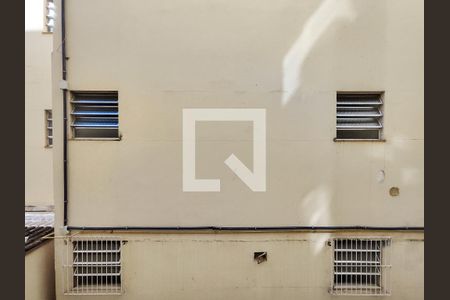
[
  {"left": 336, "top": 93, "right": 384, "bottom": 140},
  {"left": 331, "top": 237, "right": 391, "bottom": 296},
  {"left": 44, "top": 0, "right": 55, "bottom": 33},
  {"left": 71, "top": 92, "right": 119, "bottom": 139},
  {"left": 45, "top": 110, "right": 53, "bottom": 147},
  {"left": 64, "top": 237, "right": 122, "bottom": 295}
]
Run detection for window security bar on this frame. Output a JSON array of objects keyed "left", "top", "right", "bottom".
[
  {"left": 330, "top": 237, "right": 391, "bottom": 296},
  {"left": 63, "top": 236, "right": 122, "bottom": 295}
]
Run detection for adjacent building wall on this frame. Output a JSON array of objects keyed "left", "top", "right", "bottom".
[
  {"left": 51, "top": 0, "right": 424, "bottom": 299},
  {"left": 56, "top": 0, "right": 423, "bottom": 227},
  {"left": 25, "top": 241, "right": 56, "bottom": 300},
  {"left": 25, "top": 0, "right": 54, "bottom": 208}
]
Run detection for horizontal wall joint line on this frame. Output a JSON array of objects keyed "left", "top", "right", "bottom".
[{"left": 66, "top": 226, "right": 424, "bottom": 232}]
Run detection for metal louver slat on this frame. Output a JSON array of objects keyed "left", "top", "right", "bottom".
[
  {"left": 72, "top": 104, "right": 118, "bottom": 118},
  {"left": 72, "top": 120, "right": 118, "bottom": 128},
  {"left": 72, "top": 111, "right": 119, "bottom": 116},
  {"left": 337, "top": 107, "right": 383, "bottom": 118},
  {"left": 337, "top": 122, "right": 382, "bottom": 130},
  {"left": 71, "top": 100, "right": 118, "bottom": 104},
  {"left": 337, "top": 100, "right": 382, "bottom": 105},
  {"left": 336, "top": 112, "right": 382, "bottom": 117}
]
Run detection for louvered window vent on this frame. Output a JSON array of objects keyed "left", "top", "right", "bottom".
[
  {"left": 45, "top": 0, "right": 56, "bottom": 33},
  {"left": 331, "top": 237, "right": 391, "bottom": 296},
  {"left": 71, "top": 92, "right": 119, "bottom": 139},
  {"left": 63, "top": 237, "right": 122, "bottom": 295},
  {"left": 45, "top": 109, "right": 53, "bottom": 147},
  {"left": 336, "top": 93, "right": 383, "bottom": 140}
]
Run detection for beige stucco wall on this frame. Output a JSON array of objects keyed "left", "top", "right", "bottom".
[
  {"left": 53, "top": 0, "right": 423, "bottom": 227},
  {"left": 54, "top": 231, "right": 423, "bottom": 300},
  {"left": 26, "top": 0, "right": 54, "bottom": 207},
  {"left": 25, "top": 241, "right": 56, "bottom": 300},
  {"left": 51, "top": 0, "right": 423, "bottom": 299}
]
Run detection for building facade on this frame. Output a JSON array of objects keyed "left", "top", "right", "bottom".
[
  {"left": 25, "top": 0, "right": 55, "bottom": 209},
  {"left": 52, "top": 0, "right": 424, "bottom": 299}
]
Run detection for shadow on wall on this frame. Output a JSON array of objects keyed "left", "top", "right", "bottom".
[
  {"left": 281, "top": 0, "right": 356, "bottom": 247},
  {"left": 282, "top": 0, "right": 356, "bottom": 106},
  {"left": 278, "top": 0, "right": 422, "bottom": 229}
]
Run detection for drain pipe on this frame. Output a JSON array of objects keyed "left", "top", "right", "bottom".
[
  {"left": 67, "top": 225, "right": 424, "bottom": 232},
  {"left": 61, "top": 0, "right": 68, "bottom": 226}
]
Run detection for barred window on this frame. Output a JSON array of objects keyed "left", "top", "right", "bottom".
[
  {"left": 45, "top": 110, "right": 53, "bottom": 147},
  {"left": 336, "top": 92, "right": 384, "bottom": 140},
  {"left": 331, "top": 237, "right": 391, "bottom": 296},
  {"left": 64, "top": 237, "right": 122, "bottom": 295},
  {"left": 71, "top": 92, "right": 119, "bottom": 139}
]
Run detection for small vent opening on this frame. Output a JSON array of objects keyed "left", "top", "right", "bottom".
[
  {"left": 336, "top": 93, "right": 383, "bottom": 140},
  {"left": 44, "top": 0, "right": 55, "bottom": 33},
  {"left": 71, "top": 92, "right": 119, "bottom": 139},
  {"left": 254, "top": 252, "right": 268, "bottom": 264},
  {"left": 45, "top": 109, "right": 53, "bottom": 147}
]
